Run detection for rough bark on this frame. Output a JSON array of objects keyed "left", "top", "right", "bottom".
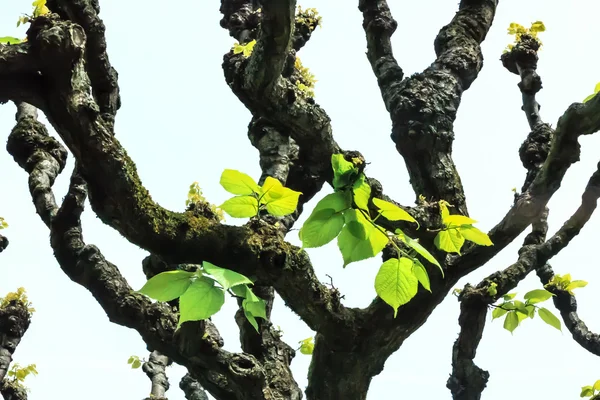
[{"left": 1, "top": 2, "right": 600, "bottom": 400}]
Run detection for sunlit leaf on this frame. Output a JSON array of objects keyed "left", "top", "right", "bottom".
[
  {"left": 374, "top": 257, "right": 419, "bottom": 316},
  {"left": 503, "top": 311, "right": 519, "bottom": 333},
  {"left": 458, "top": 226, "right": 493, "bottom": 246},
  {"left": 299, "top": 209, "right": 345, "bottom": 248},
  {"left": 202, "top": 261, "right": 253, "bottom": 290},
  {"left": 538, "top": 307, "right": 561, "bottom": 331},
  {"left": 434, "top": 229, "right": 465, "bottom": 254},
  {"left": 137, "top": 270, "right": 194, "bottom": 302},
  {"left": 220, "top": 169, "right": 260, "bottom": 195},
  {"left": 373, "top": 198, "right": 417, "bottom": 224},
  {"left": 178, "top": 277, "right": 225, "bottom": 326},
  {"left": 524, "top": 289, "right": 553, "bottom": 304},
  {"left": 220, "top": 196, "right": 258, "bottom": 218},
  {"left": 260, "top": 176, "right": 302, "bottom": 216}
]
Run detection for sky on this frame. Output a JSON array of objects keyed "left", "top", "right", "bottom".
[{"left": 1, "top": 0, "right": 600, "bottom": 399}]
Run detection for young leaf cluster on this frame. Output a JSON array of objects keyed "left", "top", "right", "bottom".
[
  {"left": 504, "top": 20, "right": 546, "bottom": 52},
  {"left": 232, "top": 40, "right": 256, "bottom": 58},
  {"left": 137, "top": 262, "right": 266, "bottom": 332},
  {"left": 127, "top": 355, "right": 143, "bottom": 369},
  {"left": 6, "top": 363, "right": 38, "bottom": 390},
  {"left": 434, "top": 200, "right": 493, "bottom": 254},
  {"left": 0, "top": 287, "right": 35, "bottom": 313},
  {"left": 581, "top": 380, "right": 600, "bottom": 398},
  {"left": 545, "top": 273, "right": 588, "bottom": 295},
  {"left": 0, "top": 0, "right": 50, "bottom": 45},
  {"left": 184, "top": 181, "right": 224, "bottom": 221},
  {"left": 294, "top": 57, "right": 317, "bottom": 98},
  {"left": 295, "top": 6, "right": 322, "bottom": 30},
  {"left": 299, "top": 154, "right": 445, "bottom": 315},
  {"left": 219, "top": 170, "right": 301, "bottom": 218},
  {"left": 491, "top": 289, "right": 561, "bottom": 333},
  {"left": 583, "top": 82, "right": 600, "bottom": 103},
  {"left": 298, "top": 337, "right": 315, "bottom": 355},
  {"left": 0, "top": 216, "right": 8, "bottom": 229}
]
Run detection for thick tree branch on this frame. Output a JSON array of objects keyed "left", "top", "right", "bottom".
[
  {"left": 447, "top": 159, "right": 600, "bottom": 398},
  {"left": 359, "top": 0, "right": 404, "bottom": 91},
  {"left": 46, "top": 0, "right": 120, "bottom": 121},
  {"left": 361, "top": 0, "right": 498, "bottom": 214},
  {"left": 245, "top": 0, "right": 295, "bottom": 94},
  {"left": 180, "top": 373, "right": 209, "bottom": 400},
  {"left": 4, "top": 99, "right": 299, "bottom": 400},
  {"left": 0, "top": 300, "right": 31, "bottom": 400},
  {"left": 1, "top": 15, "right": 353, "bottom": 340},
  {"left": 0, "top": 43, "right": 45, "bottom": 108}
]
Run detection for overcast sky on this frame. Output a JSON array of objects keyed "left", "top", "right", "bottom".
[{"left": 1, "top": 0, "right": 600, "bottom": 399}]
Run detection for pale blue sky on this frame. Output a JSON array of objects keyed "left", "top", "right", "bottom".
[{"left": 1, "top": 1, "right": 600, "bottom": 399}]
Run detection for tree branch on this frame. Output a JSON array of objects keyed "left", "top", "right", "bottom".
[
  {"left": 180, "top": 373, "right": 209, "bottom": 400},
  {"left": 538, "top": 264, "right": 600, "bottom": 356},
  {"left": 46, "top": 0, "right": 120, "bottom": 121},
  {"left": 359, "top": 0, "right": 404, "bottom": 91},
  {"left": 0, "top": 300, "right": 31, "bottom": 384},
  {"left": 360, "top": 0, "right": 498, "bottom": 214},
  {"left": 142, "top": 350, "right": 170, "bottom": 400},
  {"left": 244, "top": 0, "right": 295, "bottom": 94}
]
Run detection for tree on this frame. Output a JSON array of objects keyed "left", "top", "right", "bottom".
[{"left": 1, "top": 0, "right": 600, "bottom": 399}]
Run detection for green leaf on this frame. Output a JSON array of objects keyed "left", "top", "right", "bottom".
[
  {"left": 538, "top": 307, "right": 561, "bottom": 331},
  {"left": 434, "top": 229, "right": 465, "bottom": 254},
  {"left": 524, "top": 289, "right": 553, "bottom": 304},
  {"left": 260, "top": 176, "right": 302, "bottom": 216},
  {"left": 580, "top": 386, "right": 594, "bottom": 398},
  {"left": 396, "top": 229, "right": 442, "bottom": 274},
  {"left": 514, "top": 300, "right": 529, "bottom": 316},
  {"left": 503, "top": 292, "right": 517, "bottom": 301},
  {"left": 583, "top": 93, "right": 595, "bottom": 103},
  {"left": 331, "top": 154, "right": 358, "bottom": 189},
  {"left": 439, "top": 200, "right": 450, "bottom": 220},
  {"left": 137, "top": 270, "right": 194, "bottom": 302},
  {"left": 299, "top": 337, "right": 314, "bottom": 355},
  {"left": 299, "top": 209, "right": 345, "bottom": 248},
  {"left": 220, "top": 195, "right": 258, "bottom": 218},
  {"left": 202, "top": 261, "right": 253, "bottom": 290},
  {"left": 311, "top": 192, "right": 352, "bottom": 214},
  {"left": 374, "top": 257, "right": 419, "bottom": 316},
  {"left": 242, "top": 298, "right": 267, "bottom": 332},
  {"left": 487, "top": 282, "right": 498, "bottom": 296},
  {"left": 593, "top": 380, "right": 600, "bottom": 391},
  {"left": 132, "top": 359, "right": 142, "bottom": 369},
  {"left": 244, "top": 298, "right": 267, "bottom": 319},
  {"left": 458, "top": 225, "right": 493, "bottom": 246},
  {"left": 443, "top": 214, "right": 477, "bottom": 227},
  {"left": 220, "top": 169, "right": 260, "bottom": 195},
  {"left": 492, "top": 307, "right": 508, "bottom": 320},
  {"left": 567, "top": 280, "right": 588, "bottom": 293},
  {"left": 0, "top": 36, "right": 23, "bottom": 45},
  {"left": 373, "top": 198, "right": 417, "bottom": 224},
  {"left": 231, "top": 284, "right": 262, "bottom": 303},
  {"left": 346, "top": 219, "right": 369, "bottom": 240},
  {"left": 338, "top": 211, "right": 388, "bottom": 266},
  {"left": 178, "top": 277, "right": 225, "bottom": 326},
  {"left": 501, "top": 301, "right": 516, "bottom": 310},
  {"left": 516, "top": 310, "right": 529, "bottom": 323},
  {"left": 352, "top": 175, "right": 371, "bottom": 212},
  {"left": 525, "top": 305, "right": 536, "bottom": 318},
  {"left": 503, "top": 311, "right": 519, "bottom": 333},
  {"left": 412, "top": 259, "right": 431, "bottom": 292}
]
